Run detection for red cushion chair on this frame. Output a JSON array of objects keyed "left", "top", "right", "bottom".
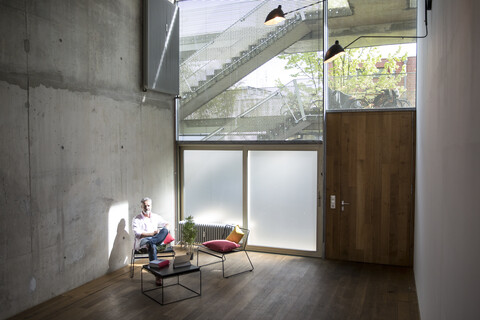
[{"left": 196, "top": 225, "right": 254, "bottom": 278}]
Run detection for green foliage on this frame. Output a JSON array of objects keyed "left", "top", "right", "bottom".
[
  {"left": 277, "top": 52, "right": 323, "bottom": 96},
  {"left": 182, "top": 215, "right": 197, "bottom": 245},
  {"left": 277, "top": 46, "right": 409, "bottom": 103},
  {"left": 329, "top": 46, "right": 408, "bottom": 99}
]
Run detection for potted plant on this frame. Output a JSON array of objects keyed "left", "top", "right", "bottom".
[{"left": 182, "top": 215, "right": 197, "bottom": 259}]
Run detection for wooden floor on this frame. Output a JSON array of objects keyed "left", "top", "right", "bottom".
[{"left": 10, "top": 251, "right": 420, "bottom": 320}]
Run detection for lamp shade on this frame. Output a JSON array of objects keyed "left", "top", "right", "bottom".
[
  {"left": 264, "top": 5, "right": 286, "bottom": 25},
  {"left": 324, "top": 40, "right": 345, "bottom": 63}
]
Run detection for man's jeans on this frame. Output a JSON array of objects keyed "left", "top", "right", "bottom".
[{"left": 139, "top": 228, "right": 169, "bottom": 261}]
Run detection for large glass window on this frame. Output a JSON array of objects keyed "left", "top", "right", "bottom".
[
  {"left": 326, "top": 1, "right": 417, "bottom": 110},
  {"left": 177, "top": 0, "right": 418, "bottom": 140},
  {"left": 178, "top": 0, "right": 326, "bottom": 141}
]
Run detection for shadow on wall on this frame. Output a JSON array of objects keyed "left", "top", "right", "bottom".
[{"left": 108, "top": 219, "right": 130, "bottom": 273}]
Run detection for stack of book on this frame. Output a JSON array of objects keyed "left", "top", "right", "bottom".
[{"left": 149, "top": 259, "right": 169, "bottom": 268}]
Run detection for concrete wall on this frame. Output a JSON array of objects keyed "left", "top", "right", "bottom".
[
  {"left": 415, "top": 0, "right": 480, "bottom": 319},
  {"left": 0, "top": 1, "right": 176, "bottom": 318}
]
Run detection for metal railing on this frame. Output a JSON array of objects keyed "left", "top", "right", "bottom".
[
  {"left": 199, "top": 79, "right": 323, "bottom": 141},
  {"left": 179, "top": 0, "right": 322, "bottom": 104}
]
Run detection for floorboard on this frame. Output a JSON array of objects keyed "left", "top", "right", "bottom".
[{"left": 9, "top": 251, "right": 420, "bottom": 320}]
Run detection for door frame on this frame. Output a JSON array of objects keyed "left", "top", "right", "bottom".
[{"left": 324, "top": 109, "right": 416, "bottom": 266}]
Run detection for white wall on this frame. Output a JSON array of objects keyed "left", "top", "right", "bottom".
[
  {"left": 0, "top": 1, "right": 176, "bottom": 318},
  {"left": 415, "top": 0, "right": 480, "bottom": 319}
]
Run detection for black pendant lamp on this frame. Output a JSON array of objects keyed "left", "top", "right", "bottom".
[
  {"left": 264, "top": 5, "right": 286, "bottom": 26},
  {"left": 264, "top": 1, "right": 324, "bottom": 26},
  {"left": 324, "top": 40, "right": 345, "bottom": 63},
  {"left": 264, "top": 1, "right": 432, "bottom": 63}
]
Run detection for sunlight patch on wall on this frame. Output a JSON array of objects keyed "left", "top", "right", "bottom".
[{"left": 108, "top": 202, "right": 129, "bottom": 259}]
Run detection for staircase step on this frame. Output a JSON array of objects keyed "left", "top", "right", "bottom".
[{"left": 179, "top": 15, "right": 311, "bottom": 120}]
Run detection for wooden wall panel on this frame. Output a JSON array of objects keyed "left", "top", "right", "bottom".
[{"left": 326, "top": 111, "right": 415, "bottom": 266}]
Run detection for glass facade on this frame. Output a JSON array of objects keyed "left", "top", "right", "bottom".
[
  {"left": 176, "top": 0, "right": 418, "bottom": 255},
  {"left": 326, "top": 0, "right": 418, "bottom": 110},
  {"left": 177, "top": 0, "right": 417, "bottom": 141},
  {"left": 178, "top": 0, "right": 325, "bottom": 142},
  {"left": 327, "top": 44, "right": 417, "bottom": 109}
]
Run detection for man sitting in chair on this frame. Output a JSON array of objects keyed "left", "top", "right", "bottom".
[{"left": 132, "top": 197, "right": 170, "bottom": 284}]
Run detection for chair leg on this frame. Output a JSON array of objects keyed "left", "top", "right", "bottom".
[
  {"left": 222, "top": 256, "right": 226, "bottom": 278},
  {"left": 130, "top": 250, "right": 135, "bottom": 278},
  {"left": 245, "top": 251, "right": 254, "bottom": 269},
  {"left": 197, "top": 248, "right": 254, "bottom": 278},
  {"left": 223, "top": 251, "right": 254, "bottom": 278}
]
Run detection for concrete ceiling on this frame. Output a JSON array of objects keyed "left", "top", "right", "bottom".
[
  {"left": 285, "top": 0, "right": 418, "bottom": 53},
  {"left": 328, "top": 0, "right": 418, "bottom": 47},
  {"left": 180, "top": 0, "right": 419, "bottom": 58}
]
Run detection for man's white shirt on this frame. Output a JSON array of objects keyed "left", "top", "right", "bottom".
[{"left": 132, "top": 212, "right": 168, "bottom": 250}]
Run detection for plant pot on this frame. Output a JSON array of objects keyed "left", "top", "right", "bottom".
[{"left": 185, "top": 243, "right": 195, "bottom": 259}]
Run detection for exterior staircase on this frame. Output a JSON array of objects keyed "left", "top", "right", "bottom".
[
  {"left": 199, "top": 79, "right": 322, "bottom": 141},
  {"left": 179, "top": 0, "right": 322, "bottom": 120}
]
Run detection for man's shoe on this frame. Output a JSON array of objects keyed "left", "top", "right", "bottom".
[{"left": 155, "top": 277, "right": 162, "bottom": 286}]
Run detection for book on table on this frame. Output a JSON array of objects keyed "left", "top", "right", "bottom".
[
  {"left": 173, "top": 254, "right": 191, "bottom": 268},
  {"left": 149, "top": 259, "right": 170, "bottom": 268}
]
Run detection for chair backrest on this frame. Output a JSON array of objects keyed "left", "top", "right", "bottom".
[{"left": 222, "top": 224, "right": 250, "bottom": 250}]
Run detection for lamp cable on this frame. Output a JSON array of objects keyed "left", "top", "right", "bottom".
[{"left": 284, "top": 0, "right": 325, "bottom": 16}]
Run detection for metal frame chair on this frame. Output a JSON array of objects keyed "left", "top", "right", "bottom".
[
  {"left": 130, "top": 238, "right": 175, "bottom": 278},
  {"left": 196, "top": 225, "right": 254, "bottom": 278}
]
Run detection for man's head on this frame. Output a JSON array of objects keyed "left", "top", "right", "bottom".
[{"left": 141, "top": 197, "right": 152, "bottom": 214}]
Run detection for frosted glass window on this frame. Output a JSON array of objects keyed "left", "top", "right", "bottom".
[
  {"left": 248, "top": 150, "right": 317, "bottom": 251},
  {"left": 183, "top": 150, "right": 243, "bottom": 225}
]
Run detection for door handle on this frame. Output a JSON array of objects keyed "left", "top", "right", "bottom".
[{"left": 341, "top": 200, "right": 350, "bottom": 211}]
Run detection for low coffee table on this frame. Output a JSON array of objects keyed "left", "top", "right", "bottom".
[{"left": 141, "top": 263, "right": 201, "bottom": 305}]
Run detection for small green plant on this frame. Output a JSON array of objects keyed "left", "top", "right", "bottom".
[{"left": 182, "top": 215, "right": 197, "bottom": 257}]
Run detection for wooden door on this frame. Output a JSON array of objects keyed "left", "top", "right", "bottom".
[{"left": 325, "top": 111, "right": 415, "bottom": 266}]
